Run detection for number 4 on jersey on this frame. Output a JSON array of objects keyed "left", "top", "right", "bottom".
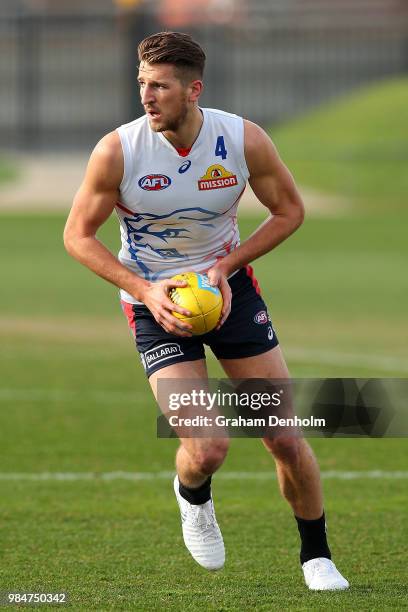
[{"left": 215, "top": 136, "right": 227, "bottom": 160}]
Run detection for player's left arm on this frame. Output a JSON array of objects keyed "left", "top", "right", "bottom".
[{"left": 207, "top": 119, "right": 304, "bottom": 326}]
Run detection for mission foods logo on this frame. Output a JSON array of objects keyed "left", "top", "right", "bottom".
[
  {"left": 198, "top": 164, "right": 238, "bottom": 191},
  {"left": 138, "top": 174, "right": 172, "bottom": 191}
]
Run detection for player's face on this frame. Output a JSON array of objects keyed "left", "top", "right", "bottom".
[{"left": 138, "top": 62, "right": 193, "bottom": 132}]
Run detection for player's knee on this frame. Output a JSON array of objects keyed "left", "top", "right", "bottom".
[
  {"left": 193, "top": 440, "right": 229, "bottom": 474},
  {"left": 263, "top": 435, "right": 300, "bottom": 466}
]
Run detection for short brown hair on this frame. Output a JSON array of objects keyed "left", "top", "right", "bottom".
[{"left": 138, "top": 32, "right": 206, "bottom": 82}]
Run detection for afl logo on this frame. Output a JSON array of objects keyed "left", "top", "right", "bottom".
[
  {"left": 254, "top": 310, "right": 268, "bottom": 324},
  {"left": 138, "top": 174, "right": 172, "bottom": 191}
]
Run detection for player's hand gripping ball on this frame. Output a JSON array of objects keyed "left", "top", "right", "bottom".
[{"left": 169, "top": 272, "right": 223, "bottom": 335}]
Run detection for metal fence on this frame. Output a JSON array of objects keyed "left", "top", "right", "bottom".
[{"left": 0, "top": 2, "right": 407, "bottom": 151}]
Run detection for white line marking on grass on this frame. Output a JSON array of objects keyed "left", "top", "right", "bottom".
[
  {"left": 285, "top": 348, "right": 408, "bottom": 373},
  {"left": 0, "top": 470, "right": 407, "bottom": 481},
  {"left": 205, "top": 346, "right": 408, "bottom": 373},
  {"left": 0, "top": 388, "right": 148, "bottom": 403}
]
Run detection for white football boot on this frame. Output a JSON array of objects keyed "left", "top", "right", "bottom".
[
  {"left": 173, "top": 475, "right": 225, "bottom": 570},
  {"left": 302, "top": 557, "right": 349, "bottom": 590}
]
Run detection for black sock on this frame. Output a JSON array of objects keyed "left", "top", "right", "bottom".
[
  {"left": 295, "top": 512, "right": 331, "bottom": 565},
  {"left": 178, "top": 476, "right": 212, "bottom": 505}
]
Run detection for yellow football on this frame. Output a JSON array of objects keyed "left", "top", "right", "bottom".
[{"left": 169, "top": 272, "right": 223, "bottom": 335}]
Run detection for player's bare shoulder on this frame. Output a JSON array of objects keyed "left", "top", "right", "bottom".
[
  {"left": 68, "top": 130, "right": 124, "bottom": 228},
  {"left": 243, "top": 119, "right": 280, "bottom": 178},
  {"left": 85, "top": 130, "right": 124, "bottom": 191},
  {"left": 243, "top": 119, "right": 304, "bottom": 222}
]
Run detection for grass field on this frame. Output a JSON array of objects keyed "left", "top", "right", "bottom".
[
  {"left": 0, "top": 208, "right": 407, "bottom": 610},
  {"left": 272, "top": 78, "right": 408, "bottom": 212},
  {"left": 0, "top": 157, "right": 19, "bottom": 186}
]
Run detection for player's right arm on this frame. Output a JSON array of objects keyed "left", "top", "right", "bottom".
[{"left": 63, "top": 131, "right": 192, "bottom": 336}]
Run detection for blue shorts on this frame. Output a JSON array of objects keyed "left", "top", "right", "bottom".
[{"left": 121, "top": 266, "right": 279, "bottom": 378}]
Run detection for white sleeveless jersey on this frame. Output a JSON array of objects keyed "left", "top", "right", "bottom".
[{"left": 116, "top": 108, "right": 249, "bottom": 304}]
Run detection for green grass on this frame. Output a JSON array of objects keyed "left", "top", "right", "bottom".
[
  {"left": 2, "top": 212, "right": 407, "bottom": 374},
  {"left": 0, "top": 212, "right": 407, "bottom": 609},
  {"left": 1, "top": 78, "right": 407, "bottom": 609},
  {"left": 0, "top": 156, "right": 18, "bottom": 185},
  {"left": 1, "top": 479, "right": 407, "bottom": 610},
  {"left": 271, "top": 78, "right": 408, "bottom": 211}
]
